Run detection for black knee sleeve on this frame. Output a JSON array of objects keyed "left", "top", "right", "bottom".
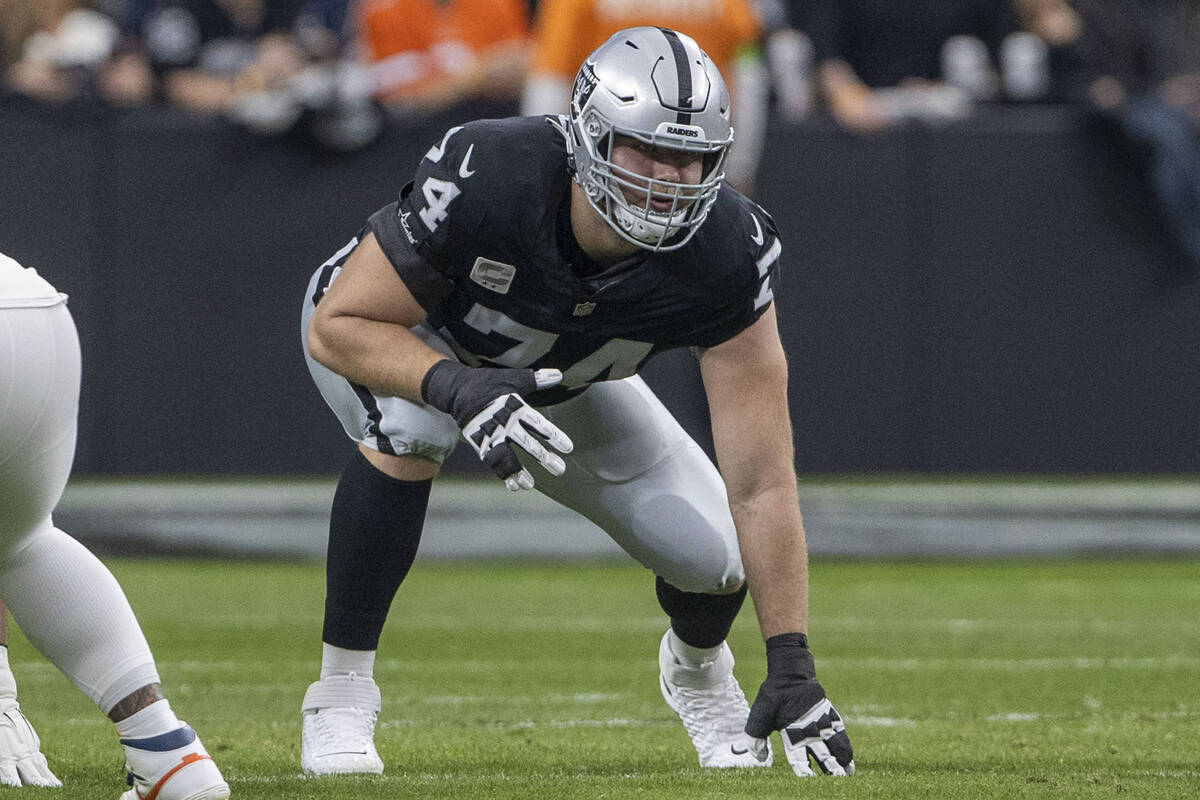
[
  {"left": 322, "top": 450, "right": 432, "bottom": 651},
  {"left": 655, "top": 576, "right": 748, "bottom": 649}
]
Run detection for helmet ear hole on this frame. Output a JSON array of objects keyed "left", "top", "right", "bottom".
[{"left": 585, "top": 114, "right": 603, "bottom": 139}]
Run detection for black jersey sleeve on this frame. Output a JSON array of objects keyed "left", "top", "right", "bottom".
[
  {"left": 746, "top": 203, "right": 782, "bottom": 321},
  {"left": 367, "top": 124, "right": 484, "bottom": 311},
  {"left": 368, "top": 121, "right": 528, "bottom": 311},
  {"left": 685, "top": 197, "right": 783, "bottom": 349},
  {"left": 367, "top": 198, "right": 453, "bottom": 311}
]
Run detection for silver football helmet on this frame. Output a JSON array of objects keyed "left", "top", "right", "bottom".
[{"left": 566, "top": 27, "right": 733, "bottom": 251}]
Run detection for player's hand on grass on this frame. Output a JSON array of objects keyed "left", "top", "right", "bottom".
[
  {"left": 421, "top": 360, "right": 573, "bottom": 490},
  {"left": 0, "top": 704, "right": 62, "bottom": 787},
  {"left": 745, "top": 633, "right": 854, "bottom": 777}
]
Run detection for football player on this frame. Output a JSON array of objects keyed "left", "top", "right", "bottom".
[
  {"left": 300, "top": 26, "right": 854, "bottom": 778},
  {"left": 0, "top": 252, "right": 230, "bottom": 799}
]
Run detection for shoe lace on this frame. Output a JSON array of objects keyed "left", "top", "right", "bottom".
[
  {"left": 670, "top": 674, "right": 748, "bottom": 752},
  {"left": 313, "top": 706, "right": 376, "bottom": 753}
]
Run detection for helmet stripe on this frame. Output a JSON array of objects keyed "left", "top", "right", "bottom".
[{"left": 658, "top": 27, "right": 693, "bottom": 124}]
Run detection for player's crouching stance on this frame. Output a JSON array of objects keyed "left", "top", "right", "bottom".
[
  {"left": 0, "top": 253, "right": 230, "bottom": 799},
  {"left": 299, "top": 26, "right": 853, "bottom": 778}
]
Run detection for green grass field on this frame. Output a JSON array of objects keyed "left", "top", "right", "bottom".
[{"left": 6, "top": 557, "right": 1198, "bottom": 799}]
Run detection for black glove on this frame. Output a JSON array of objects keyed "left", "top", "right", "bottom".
[
  {"left": 745, "top": 633, "right": 854, "bottom": 777},
  {"left": 421, "top": 360, "right": 573, "bottom": 490}
]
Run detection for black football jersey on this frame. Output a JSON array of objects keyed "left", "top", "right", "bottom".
[{"left": 368, "top": 115, "right": 782, "bottom": 405}]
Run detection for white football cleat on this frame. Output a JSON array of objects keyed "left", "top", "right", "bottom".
[
  {"left": 0, "top": 702, "right": 61, "bottom": 787},
  {"left": 119, "top": 723, "right": 229, "bottom": 800},
  {"left": 658, "top": 631, "right": 773, "bottom": 768},
  {"left": 301, "top": 673, "right": 383, "bottom": 775}
]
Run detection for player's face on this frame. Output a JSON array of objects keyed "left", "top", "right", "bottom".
[{"left": 609, "top": 135, "right": 704, "bottom": 214}]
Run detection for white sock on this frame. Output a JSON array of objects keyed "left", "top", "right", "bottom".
[
  {"left": 115, "top": 698, "right": 182, "bottom": 740},
  {"left": 320, "top": 643, "right": 376, "bottom": 679},
  {"left": 0, "top": 525, "right": 159, "bottom": 711},
  {"left": 667, "top": 630, "right": 723, "bottom": 667}
]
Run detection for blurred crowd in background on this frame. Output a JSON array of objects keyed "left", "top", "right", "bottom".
[{"left": 1, "top": 0, "right": 1197, "bottom": 263}]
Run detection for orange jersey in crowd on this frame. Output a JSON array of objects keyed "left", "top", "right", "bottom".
[
  {"left": 358, "top": 0, "right": 529, "bottom": 100},
  {"left": 530, "top": 0, "right": 761, "bottom": 81}
]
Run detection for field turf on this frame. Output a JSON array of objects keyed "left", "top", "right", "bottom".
[{"left": 6, "top": 557, "right": 1198, "bottom": 798}]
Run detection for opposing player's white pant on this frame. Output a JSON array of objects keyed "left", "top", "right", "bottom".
[{"left": 0, "top": 300, "right": 159, "bottom": 712}]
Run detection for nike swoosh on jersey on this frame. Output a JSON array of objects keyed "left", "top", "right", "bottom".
[
  {"left": 459, "top": 144, "right": 476, "bottom": 178},
  {"left": 750, "top": 214, "right": 764, "bottom": 245},
  {"left": 425, "top": 126, "right": 463, "bottom": 162}
]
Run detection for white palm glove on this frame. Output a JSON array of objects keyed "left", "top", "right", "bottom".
[
  {"left": 745, "top": 633, "right": 854, "bottom": 777},
  {"left": 421, "top": 360, "right": 573, "bottom": 490},
  {"left": 0, "top": 702, "right": 61, "bottom": 787}
]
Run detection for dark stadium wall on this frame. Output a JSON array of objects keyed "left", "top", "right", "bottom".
[{"left": 2, "top": 102, "right": 1197, "bottom": 475}]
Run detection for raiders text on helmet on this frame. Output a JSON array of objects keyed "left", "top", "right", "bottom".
[{"left": 566, "top": 27, "right": 733, "bottom": 251}]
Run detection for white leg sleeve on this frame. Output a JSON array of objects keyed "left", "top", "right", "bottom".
[
  {"left": 0, "top": 524, "right": 160, "bottom": 714},
  {"left": 0, "top": 301, "right": 158, "bottom": 714}
]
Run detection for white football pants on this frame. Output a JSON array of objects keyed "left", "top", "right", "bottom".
[
  {"left": 0, "top": 300, "right": 159, "bottom": 713},
  {"left": 303, "top": 267, "right": 744, "bottom": 594},
  {"left": 530, "top": 376, "right": 745, "bottom": 594}
]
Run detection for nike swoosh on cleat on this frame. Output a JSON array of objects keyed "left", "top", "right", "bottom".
[
  {"left": 459, "top": 145, "right": 476, "bottom": 178},
  {"left": 730, "top": 745, "right": 749, "bottom": 755}
]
